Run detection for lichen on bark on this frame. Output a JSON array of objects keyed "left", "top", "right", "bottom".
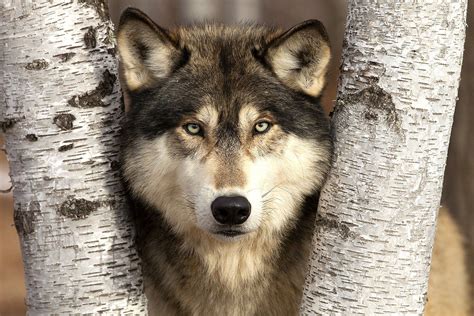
[
  {"left": 58, "top": 197, "right": 99, "bottom": 219},
  {"left": 67, "top": 70, "right": 117, "bottom": 108},
  {"left": 53, "top": 113, "right": 76, "bottom": 130},
  {"left": 336, "top": 84, "right": 402, "bottom": 135}
]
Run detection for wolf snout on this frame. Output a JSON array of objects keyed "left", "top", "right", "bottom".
[{"left": 211, "top": 196, "right": 251, "bottom": 225}]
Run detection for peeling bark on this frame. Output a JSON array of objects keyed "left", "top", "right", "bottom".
[
  {"left": 0, "top": 0, "right": 146, "bottom": 314},
  {"left": 301, "top": 2, "right": 467, "bottom": 315}
]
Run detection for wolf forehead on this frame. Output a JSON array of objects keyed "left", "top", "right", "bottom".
[
  {"left": 136, "top": 24, "right": 287, "bottom": 113},
  {"left": 173, "top": 24, "right": 279, "bottom": 70}
]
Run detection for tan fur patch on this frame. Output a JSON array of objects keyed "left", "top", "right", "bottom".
[{"left": 213, "top": 157, "right": 246, "bottom": 189}]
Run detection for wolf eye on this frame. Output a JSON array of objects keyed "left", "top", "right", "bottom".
[
  {"left": 254, "top": 121, "right": 271, "bottom": 134},
  {"left": 184, "top": 123, "right": 202, "bottom": 136}
]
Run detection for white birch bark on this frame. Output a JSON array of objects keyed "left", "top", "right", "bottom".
[
  {"left": 0, "top": 0, "right": 147, "bottom": 314},
  {"left": 300, "top": 1, "right": 467, "bottom": 315}
]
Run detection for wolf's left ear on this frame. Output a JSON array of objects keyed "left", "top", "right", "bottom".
[
  {"left": 263, "top": 20, "right": 331, "bottom": 97},
  {"left": 117, "top": 8, "right": 183, "bottom": 91}
]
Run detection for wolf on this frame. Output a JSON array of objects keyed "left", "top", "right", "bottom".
[{"left": 117, "top": 7, "right": 332, "bottom": 316}]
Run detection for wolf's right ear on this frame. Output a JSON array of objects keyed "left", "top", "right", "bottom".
[{"left": 117, "top": 8, "right": 182, "bottom": 91}]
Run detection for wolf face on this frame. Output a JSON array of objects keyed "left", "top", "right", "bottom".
[{"left": 118, "top": 9, "right": 332, "bottom": 242}]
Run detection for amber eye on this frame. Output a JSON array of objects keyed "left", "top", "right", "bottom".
[
  {"left": 184, "top": 123, "right": 202, "bottom": 136},
  {"left": 254, "top": 121, "right": 271, "bottom": 134}
]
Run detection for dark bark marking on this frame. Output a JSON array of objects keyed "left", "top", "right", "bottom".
[
  {"left": 338, "top": 85, "right": 402, "bottom": 134},
  {"left": 84, "top": 26, "right": 97, "bottom": 49},
  {"left": 1, "top": 118, "right": 17, "bottom": 132},
  {"left": 14, "top": 201, "right": 40, "bottom": 235},
  {"left": 120, "top": 94, "right": 125, "bottom": 112},
  {"left": 78, "top": 0, "right": 109, "bottom": 21},
  {"left": 67, "top": 70, "right": 117, "bottom": 108},
  {"left": 315, "top": 214, "right": 356, "bottom": 240},
  {"left": 107, "top": 47, "right": 116, "bottom": 56},
  {"left": 58, "top": 143, "right": 74, "bottom": 152},
  {"left": 25, "top": 134, "right": 38, "bottom": 141},
  {"left": 58, "top": 197, "right": 100, "bottom": 220},
  {"left": 25, "top": 59, "right": 49, "bottom": 70},
  {"left": 110, "top": 160, "right": 120, "bottom": 171},
  {"left": 101, "top": 118, "right": 114, "bottom": 127},
  {"left": 14, "top": 210, "right": 35, "bottom": 234},
  {"left": 53, "top": 113, "right": 76, "bottom": 130},
  {"left": 364, "top": 111, "right": 378, "bottom": 121},
  {"left": 53, "top": 52, "right": 76, "bottom": 62}
]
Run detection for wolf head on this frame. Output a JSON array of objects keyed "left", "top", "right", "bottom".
[{"left": 117, "top": 8, "right": 333, "bottom": 241}]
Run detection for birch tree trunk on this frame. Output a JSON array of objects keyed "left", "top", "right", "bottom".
[
  {"left": 0, "top": 1, "right": 147, "bottom": 314},
  {"left": 300, "top": 2, "right": 467, "bottom": 315}
]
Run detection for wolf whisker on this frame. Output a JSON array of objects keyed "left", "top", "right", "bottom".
[{"left": 261, "top": 183, "right": 291, "bottom": 198}]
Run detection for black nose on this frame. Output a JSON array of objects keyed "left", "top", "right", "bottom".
[{"left": 211, "top": 196, "right": 251, "bottom": 225}]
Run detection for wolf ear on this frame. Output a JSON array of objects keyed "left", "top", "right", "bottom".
[
  {"left": 117, "top": 8, "right": 182, "bottom": 91},
  {"left": 263, "top": 20, "right": 331, "bottom": 97}
]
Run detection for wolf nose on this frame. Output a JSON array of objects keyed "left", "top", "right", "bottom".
[{"left": 211, "top": 196, "right": 251, "bottom": 225}]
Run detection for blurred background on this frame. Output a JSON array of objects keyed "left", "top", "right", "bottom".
[{"left": 0, "top": 1, "right": 472, "bottom": 314}]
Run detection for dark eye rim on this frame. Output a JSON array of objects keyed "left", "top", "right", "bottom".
[
  {"left": 183, "top": 122, "right": 204, "bottom": 137},
  {"left": 253, "top": 120, "right": 273, "bottom": 135}
]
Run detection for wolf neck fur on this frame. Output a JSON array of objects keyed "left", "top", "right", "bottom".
[
  {"left": 135, "top": 192, "right": 318, "bottom": 293},
  {"left": 183, "top": 227, "right": 282, "bottom": 290}
]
